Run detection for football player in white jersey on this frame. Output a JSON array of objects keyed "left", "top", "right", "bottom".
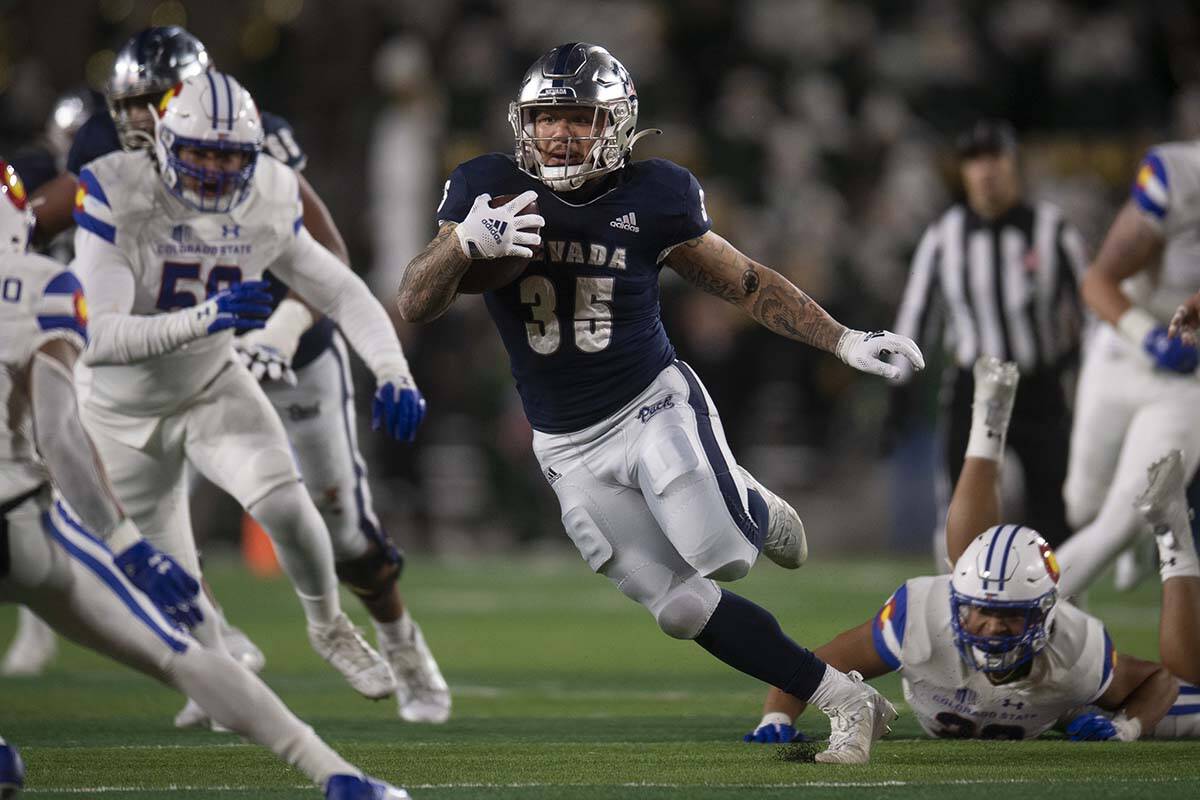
[
  {"left": 1054, "top": 143, "right": 1200, "bottom": 595},
  {"left": 744, "top": 357, "right": 1196, "bottom": 744},
  {"left": 0, "top": 160, "right": 409, "bottom": 799},
  {"left": 68, "top": 71, "right": 424, "bottom": 709}
]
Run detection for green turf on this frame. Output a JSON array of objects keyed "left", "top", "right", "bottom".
[{"left": 1, "top": 555, "right": 1196, "bottom": 799}]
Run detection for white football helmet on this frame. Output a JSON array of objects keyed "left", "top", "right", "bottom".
[
  {"left": 0, "top": 160, "right": 34, "bottom": 255},
  {"left": 509, "top": 42, "right": 658, "bottom": 191},
  {"left": 153, "top": 70, "right": 262, "bottom": 213},
  {"left": 949, "top": 524, "right": 1060, "bottom": 674}
]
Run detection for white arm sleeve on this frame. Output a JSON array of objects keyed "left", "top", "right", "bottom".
[
  {"left": 270, "top": 227, "right": 409, "bottom": 380},
  {"left": 73, "top": 229, "right": 208, "bottom": 366},
  {"left": 29, "top": 350, "right": 139, "bottom": 550}
]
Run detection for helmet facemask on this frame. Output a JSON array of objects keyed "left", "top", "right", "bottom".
[
  {"left": 156, "top": 128, "right": 258, "bottom": 213},
  {"left": 510, "top": 100, "right": 635, "bottom": 191},
  {"left": 949, "top": 587, "right": 1057, "bottom": 675},
  {"left": 108, "top": 91, "right": 167, "bottom": 151}
]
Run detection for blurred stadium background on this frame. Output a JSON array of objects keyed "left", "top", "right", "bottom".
[{"left": 3, "top": 0, "right": 1200, "bottom": 559}]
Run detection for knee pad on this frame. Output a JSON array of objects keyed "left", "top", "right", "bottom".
[
  {"left": 639, "top": 424, "right": 703, "bottom": 496},
  {"left": 618, "top": 562, "right": 720, "bottom": 640},
  {"left": 335, "top": 541, "right": 404, "bottom": 603}
]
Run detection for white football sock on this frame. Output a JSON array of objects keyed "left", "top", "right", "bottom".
[
  {"left": 965, "top": 396, "right": 1007, "bottom": 462},
  {"left": 373, "top": 608, "right": 414, "bottom": 649},
  {"left": 806, "top": 665, "right": 856, "bottom": 713}
]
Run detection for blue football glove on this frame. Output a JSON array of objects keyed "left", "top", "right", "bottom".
[
  {"left": 743, "top": 722, "right": 811, "bottom": 744},
  {"left": 1066, "top": 712, "right": 1118, "bottom": 741},
  {"left": 195, "top": 280, "right": 274, "bottom": 335},
  {"left": 372, "top": 378, "right": 426, "bottom": 442},
  {"left": 113, "top": 541, "right": 203, "bottom": 629},
  {"left": 1144, "top": 326, "right": 1199, "bottom": 373}
]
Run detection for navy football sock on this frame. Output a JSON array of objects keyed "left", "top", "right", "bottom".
[{"left": 695, "top": 589, "right": 827, "bottom": 700}]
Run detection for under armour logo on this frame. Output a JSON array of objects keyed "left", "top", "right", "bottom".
[
  {"left": 482, "top": 218, "right": 507, "bottom": 243},
  {"left": 222, "top": 224, "right": 241, "bottom": 238},
  {"left": 1001, "top": 698, "right": 1025, "bottom": 710}
]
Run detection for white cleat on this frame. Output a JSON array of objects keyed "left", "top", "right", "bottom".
[
  {"left": 972, "top": 356, "right": 1019, "bottom": 437},
  {"left": 1135, "top": 450, "right": 1197, "bottom": 562},
  {"left": 385, "top": 618, "right": 451, "bottom": 724},
  {"left": 1, "top": 608, "right": 58, "bottom": 677},
  {"left": 814, "top": 671, "right": 897, "bottom": 765},
  {"left": 738, "top": 466, "right": 807, "bottom": 569},
  {"left": 222, "top": 623, "right": 266, "bottom": 674},
  {"left": 309, "top": 613, "right": 397, "bottom": 700},
  {"left": 172, "top": 698, "right": 231, "bottom": 733}
]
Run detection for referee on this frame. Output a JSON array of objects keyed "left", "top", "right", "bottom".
[{"left": 892, "top": 119, "right": 1087, "bottom": 551}]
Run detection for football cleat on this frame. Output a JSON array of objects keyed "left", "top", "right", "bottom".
[
  {"left": 0, "top": 738, "right": 24, "bottom": 799},
  {"left": 1, "top": 608, "right": 57, "bottom": 677},
  {"left": 1136, "top": 450, "right": 1199, "bottom": 575},
  {"left": 814, "top": 671, "right": 896, "bottom": 764},
  {"left": 971, "top": 356, "right": 1019, "bottom": 440},
  {"left": 308, "top": 614, "right": 397, "bottom": 700},
  {"left": 222, "top": 623, "right": 266, "bottom": 674},
  {"left": 383, "top": 617, "right": 451, "bottom": 724},
  {"left": 325, "top": 774, "right": 411, "bottom": 800},
  {"left": 738, "top": 467, "right": 807, "bottom": 569}
]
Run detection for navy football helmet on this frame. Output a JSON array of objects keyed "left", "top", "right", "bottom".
[{"left": 107, "top": 26, "right": 211, "bottom": 150}]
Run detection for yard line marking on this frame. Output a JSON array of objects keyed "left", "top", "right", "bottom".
[{"left": 25, "top": 777, "right": 1200, "bottom": 793}]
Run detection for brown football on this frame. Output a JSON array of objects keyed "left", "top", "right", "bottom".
[{"left": 456, "top": 194, "right": 542, "bottom": 294}]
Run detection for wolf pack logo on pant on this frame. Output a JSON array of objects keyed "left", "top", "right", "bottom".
[{"left": 637, "top": 394, "right": 674, "bottom": 423}]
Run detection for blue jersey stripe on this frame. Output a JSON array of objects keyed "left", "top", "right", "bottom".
[
  {"left": 1179, "top": 684, "right": 1200, "bottom": 696},
  {"left": 43, "top": 509, "right": 188, "bottom": 654},
  {"left": 673, "top": 360, "right": 763, "bottom": 550},
  {"left": 73, "top": 208, "right": 116, "bottom": 243},
  {"left": 44, "top": 270, "right": 83, "bottom": 296},
  {"left": 871, "top": 620, "right": 901, "bottom": 671},
  {"left": 77, "top": 169, "right": 110, "bottom": 207},
  {"left": 1168, "top": 704, "right": 1200, "bottom": 716},
  {"left": 37, "top": 315, "right": 87, "bottom": 340},
  {"left": 1100, "top": 629, "right": 1115, "bottom": 693}
]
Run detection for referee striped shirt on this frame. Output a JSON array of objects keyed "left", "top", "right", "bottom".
[{"left": 895, "top": 201, "right": 1087, "bottom": 374}]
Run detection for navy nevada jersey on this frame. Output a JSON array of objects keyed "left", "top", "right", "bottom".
[
  {"left": 437, "top": 153, "right": 711, "bottom": 433},
  {"left": 67, "top": 108, "right": 331, "bottom": 368}
]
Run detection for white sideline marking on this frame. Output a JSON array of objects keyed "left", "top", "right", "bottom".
[{"left": 25, "top": 777, "right": 1198, "bottom": 793}]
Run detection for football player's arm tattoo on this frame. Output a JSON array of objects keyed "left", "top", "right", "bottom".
[
  {"left": 1081, "top": 201, "right": 1163, "bottom": 326},
  {"left": 395, "top": 222, "right": 472, "bottom": 323},
  {"left": 665, "top": 231, "right": 847, "bottom": 352},
  {"left": 1094, "top": 652, "right": 1176, "bottom": 733}
]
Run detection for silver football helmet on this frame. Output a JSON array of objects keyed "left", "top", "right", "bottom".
[
  {"left": 46, "top": 88, "right": 96, "bottom": 166},
  {"left": 509, "top": 43, "right": 658, "bottom": 191},
  {"left": 107, "top": 26, "right": 211, "bottom": 150}
]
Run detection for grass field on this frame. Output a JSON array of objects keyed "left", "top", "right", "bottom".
[{"left": 2, "top": 553, "right": 1197, "bottom": 799}]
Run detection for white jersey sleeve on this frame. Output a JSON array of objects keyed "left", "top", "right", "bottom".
[
  {"left": 1, "top": 254, "right": 90, "bottom": 501},
  {"left": 1126, "top": 142, "right": 1200, "bottom": 321},
  {"left": 268, "top": 226, "right": 409, "bottom": 382}
]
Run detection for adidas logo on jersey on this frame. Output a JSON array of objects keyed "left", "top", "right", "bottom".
[
  {"left": 482, "top": 218, "right": 508, "bottom": 244},
  {"left": 544, "top": 466, "right": 563, "bottom": 485},
  {"left": 609, "top": 212, "right": 640, "bottom": 232}
]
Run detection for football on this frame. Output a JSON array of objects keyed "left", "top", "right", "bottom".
[{"left": 456, "top": 194, "right": 541, "bottom": 294}]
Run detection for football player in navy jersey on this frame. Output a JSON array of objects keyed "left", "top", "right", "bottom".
[
  {"left": 397, "top": 43, "right": 924, "bottom": 764},
  {"left": 2, "top": 27, "right": 450, "bottom": 727}
]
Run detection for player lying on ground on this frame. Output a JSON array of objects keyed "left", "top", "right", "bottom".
[
  {"left": 2, "top": 25, "right": 449, "bottom": 730},
  {"left": 67, "top": 70, "right": 424, "bottom": 712},
  {"left": 397, "top": 42, "right": 925, "bottom": 764},
  {"left": 0, "top": 161, "right": 408, "bottom": 799},
  {"left": 744, "top": 356, "right": 1196, "bottom": 743}
]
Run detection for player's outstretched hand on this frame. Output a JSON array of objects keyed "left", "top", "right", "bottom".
[
  {"left": 455, "top": 191, "right": 545, "bottom": 260},
  {"left": 743, "top": 721, "right": 811, "bottom": 744},
  {"left": 372, "top": 377, "right": 426, "bottom": 443},
  {"left": 836, "top": 329, "right": 925, "bottom": 383},
  {"left": 1144, "top": 326, "right": 1199, "bottom": 374},
  {"left": 113, "top": 540, "right": 203, "bottom": 629},
  {"left": 1169, "top": 291, "right": 1200, "bottom": 346},
  {"left": 235, "top": 341, "right": 297, "bottom": 386},
  {"left": 193, "top": 281, "right": 274, "bottom": 335}
]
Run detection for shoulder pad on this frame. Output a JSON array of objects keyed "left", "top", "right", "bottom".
[
  {"left": 455, "top": 152, "right": 521, "bottom": 181},
  {"left": 261, "top": 110, "right": 307, "bottom": 171},
  {"left": 66, "top": 112, "right": 121, "bottom": 176}
]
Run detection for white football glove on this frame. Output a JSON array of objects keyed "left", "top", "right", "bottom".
[
  {"left": 233, "top": 298, "right": 314, "bottom": 387},
  {"left": 455, "top": 190, "right": 545, "bottom": 260},
  {"left": 836, "top": 329, "right": 925, "bottom": 382}
]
